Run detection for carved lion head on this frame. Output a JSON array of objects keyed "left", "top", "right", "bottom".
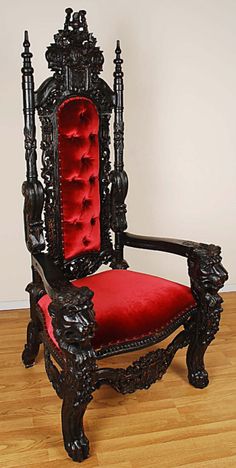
[
  {"left": 188, "top": 244, "right": 228, "bottom": 295},
  {"left": 48, "top": 285, "right": 96, "bottom": 351}
]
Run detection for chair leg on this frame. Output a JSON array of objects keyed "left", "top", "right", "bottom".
[
  {"left": 186, "top": 295, "right": 223, "bottom": 389},
  {"left": 186, "top": 340, "right": 209, "bottom": 389},
  {"left": 22, "top": 318, "right": 41, "bottom": 368},
  {"left": 186, "top": 302, "right": 222, "bottom": 389},
  {"left": 61, "top": 394, "right": 90, "bottom": 462},
  {"left": 22, "top": 277, "right": 43, "bottom": 368}
]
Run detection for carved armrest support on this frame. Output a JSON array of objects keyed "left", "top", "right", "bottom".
[
  {"left": 33, "top": 253, "right": 97, "bottom": 403},
  {"left": 187, "top": 244, "right": 228, "bottom": 345},
  {"left": 110, "top": 170, "right": 128, "bottom": 233},
  {"left": 48, "top": 284, "right": 97, "bottom": 404},
  {"left": 32, "top": 253, "right": 97, "bottom": 350},
  {"left": 22, "top": 180, "right": 45, "bottom": 253}
]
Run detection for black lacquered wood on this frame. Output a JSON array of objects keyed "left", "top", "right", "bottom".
[
  {"left": 21, "top": 31, "right": 45, "bottom": 254},
  {"left": 122, "top": 232, "right": 202, "bottom": 257},
  {"left": 110, "top": 41, "right": 129, "bottom": 269}
]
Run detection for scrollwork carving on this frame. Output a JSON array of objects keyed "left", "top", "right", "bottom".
[
  {"left": 44, "top": 347, "right": 65, "bottom": 398},
  {"left": 96, "top": 330, "right": 190, "bottom": 394},
  {"left": 22, "top": 180, "right": 45, "bottom": 253},
  {"left": 46, "top": 8, "right": 104, "bottom": 84},
  {"left": 40, "top": 117, "right": 59, "bottom": 260},
  {"left": 110, "top": 170, "right": 128, "bottom": 233}
]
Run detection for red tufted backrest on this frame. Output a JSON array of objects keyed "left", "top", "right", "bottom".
[{"left": 58, "top": 97, "right": 101, "bottom": 260}]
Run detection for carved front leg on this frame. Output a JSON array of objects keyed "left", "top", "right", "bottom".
[
  {"left": 187, "top": 244, "right": 228, "bottom": 388},
  {"left": 61, "top": 349, "right": 96, "bottom": 462},
  {"left": 62, "top": 398, "right": 89, "bottom": 462},
  {"left": 48, "top": 285, "right": 97, "bottom": 462}
]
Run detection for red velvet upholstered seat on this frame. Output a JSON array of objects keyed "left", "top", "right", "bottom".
[{"left": 38, "top": 270, "right": 196, "bottom": 351}]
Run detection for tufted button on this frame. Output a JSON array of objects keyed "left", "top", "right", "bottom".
[
  {"left": 90, "top": 217, "right": 96, "bottom": 226},
  {"left": 82, "top": 236, "right": 90, "bottom": 246},
  {"left": 82, "top": 198, "right": 91, "bottom": 209},
  {"left": 89, "top": 133, "right": 96, "bottom": 142},
  {"left": 79, "top": 110, "right": 88, "bottom": 121},
  {"left": 89, "top": 175, "right": 96, "bottom": 184},
  {"left": 81, "top": 155, "right": 91, "bottom": 165}
]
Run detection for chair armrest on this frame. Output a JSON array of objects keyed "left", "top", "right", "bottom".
[
  {"left": 32, "top": 253, "right": 96, "bottom": 355},
  {"left": 122, "top": 231, "right": 228, "bottom": 292},
  {"left": 122, "top": 232, "right": 202, "bottom": 257},
  {"left": 122, "top": 232, "right": 228, "bottom": 350}
]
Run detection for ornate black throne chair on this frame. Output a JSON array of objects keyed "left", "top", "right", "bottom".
[{"left": 21, "top": 8, "right": 228, "bottom": 462}]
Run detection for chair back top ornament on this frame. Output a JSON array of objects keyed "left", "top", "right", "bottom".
[{"left": 22, "top": 8, "right": 128, "bottom": 280}]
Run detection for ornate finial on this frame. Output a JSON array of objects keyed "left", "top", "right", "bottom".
[
  {"left": 63, "top": 8, "right": 88, "bottom": 32},
  {"left": 114, "top": 40, "right": 123, "bottom": 78},
  {"left": 23, "top": 30, "right": 30, "bottom": 50},
  {"left": 64, "top": 8, "right": 73, "bottom": 30},
  {"left": 115, "top": 40, "right": 121, "bottom": 55},
  {"left": 46, "top": 9, "right": 103, "bottom": 75},
  {"left": 22, "top": 31, "right": 33, "bottom": 69},
  {"left": 71, "top": 10, "right": 88, "bottom": 31}
]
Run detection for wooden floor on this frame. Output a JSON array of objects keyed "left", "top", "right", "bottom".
[{"left": 0, "top": 293, "right": 236, "bottom": 468}]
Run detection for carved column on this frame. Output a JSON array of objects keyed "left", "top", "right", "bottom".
[
  {"left": 21, "top": 31, "right": 45, "bottom": 253},
  {"left": 21, "top": 31, "right": 45, "bottom": 366},
  {"left": 110, "top": 41, "right": 129, "bottom": 269}
]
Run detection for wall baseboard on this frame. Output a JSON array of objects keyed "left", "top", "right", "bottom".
[
  {"left": 221, "top": 283, "right": 236, "bottom": 293},
  {"left": 0, "top": 284, "right": 235, "bottom": 310},
  {"left": 0, "top": 300, "right": 29, "bottom": 311}
]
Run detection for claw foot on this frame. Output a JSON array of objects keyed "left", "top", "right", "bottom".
[
  {"left": 188, "top": 368, "right": 209, "bottom": 389},
  {"left": 22, "top": 345, "right": 37, "bottom": 368},
  {"left": 22, "top": 321, "right": 40, "bottom": 368},
  {"left": 66, "top": 434, "right": 90, "bottom": 462}
]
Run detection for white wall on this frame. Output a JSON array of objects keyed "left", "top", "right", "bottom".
[{"left": 0, "top": 0, "right": 235, "bottom": 308}]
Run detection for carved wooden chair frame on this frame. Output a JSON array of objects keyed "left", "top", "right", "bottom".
[{"left": 21, "top": 8, "right": 228, "bottom": 462}]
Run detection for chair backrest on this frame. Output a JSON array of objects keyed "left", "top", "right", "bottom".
[{"left": 21, "top": 8, "right": 128, "bottom": 279}]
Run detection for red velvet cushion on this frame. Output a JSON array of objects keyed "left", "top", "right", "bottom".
[
  {"left": 58, "top": 97, "right": 101, "bottom": 260},
  {"left": 38, "top": 270, "right": 195, "bottom": 351}
]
